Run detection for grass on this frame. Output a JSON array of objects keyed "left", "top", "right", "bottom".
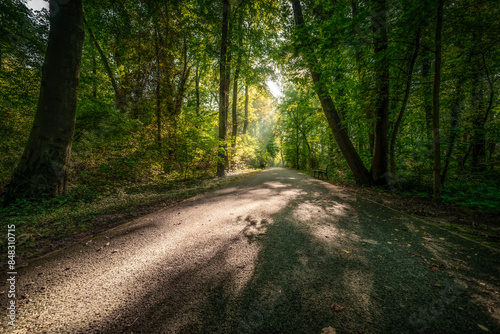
[{"left": 0, "top": 169, "right": 259, "bottom": 265}]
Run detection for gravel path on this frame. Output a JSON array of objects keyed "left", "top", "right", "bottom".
[{"left": 2, "top": 168, "right": 499, "bottom": 333}]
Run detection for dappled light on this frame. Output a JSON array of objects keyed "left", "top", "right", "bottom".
[
  {"left": 1, "top": 0, "right": 499, "bottom": 331},
  {"left": 5, "top": 168, "right": 500, "bottom": 333}
]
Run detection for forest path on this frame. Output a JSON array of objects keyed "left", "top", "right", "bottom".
[{"left": 5, "top": 168, "right": 500, "bottom": 333}]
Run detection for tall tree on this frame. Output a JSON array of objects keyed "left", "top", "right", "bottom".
[
  {"left": 389, "top": 28, "right": 421, "bottom": 188},
  {"left": 433, "top": 0, "right": 444, "bottom": 200},
  {"left": 217, "top": 0, "right": 231, "bottom": 176},
  {"left": 290, "top": 0, "right": 372, "bottom": 186},
  {"left": 370, "top": 0, "right": 390, "bottom": 185},
  {"left": 4, "top": 0, "right": 84, "bottom": 203},
  {"left": 242, "top": 84, "right": 249, "bottom": 135}
]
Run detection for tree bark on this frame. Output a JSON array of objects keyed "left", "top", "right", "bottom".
[
  {"left": 290, "top": 0, "right": 371, "bottom": 186},
  {"left": 433, "top": 0, "right": 444, "bottom": 200},
  {"left": 370, "top": 0, "right": 390, "bottom": 185},
  {"left": 217, "top": 0, "right": 230, "bottom": 176},
  {"left": 5, "top": 0, "right": 84, "bottom": 204}
]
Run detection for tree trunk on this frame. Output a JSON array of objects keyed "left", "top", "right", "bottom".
[
  {"left": 242, "top": 84, "right": 249, "bottom": 135},
  {"left": 370, "top": 0, "right": 390, "bottom": 185},
  {"left": 441, "top": 78, "right": 464, "bottom": 185},
  {"left": 421, "top": 51, "right": 433, "bottom": 142},
  {"left": 173, "top": 37, "right": 191, "bottom": 116},
  {"left": 291, "top": 0, "right": 371, "bottom": 186},
  {"left": 470, "top": 55, "right": 494, "bottom": 172},
  {"left": 83, "top": 14, "right": 122, "bottom": 109},
  {"left": 5, "top": 0, "right": 84, "bottom": 204},
  {"left": 390, "top": 28, "right": 420, "bottom": 189},
  {"left": 195, "top": 63, "right": 201, "bottom": 116},
  {"left": 155, "top": 28, "right": 162, "bottom": 147},
  {"left": 231, "top": 66, "right": 239, "bottom": 149},
  {"left": 433, "top": 0, "right": 444, "bottom": 200},
  {"left": 217, "top": 0, "right": 230, "bottom": 177}
]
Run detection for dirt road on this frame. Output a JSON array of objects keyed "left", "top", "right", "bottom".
[{"left": 3, "top": 168, "right": 499, "bottom": 333}]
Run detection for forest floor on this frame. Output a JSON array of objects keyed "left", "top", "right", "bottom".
[{"left": 2, "top": 168, "right": 499, "bottom": 333}]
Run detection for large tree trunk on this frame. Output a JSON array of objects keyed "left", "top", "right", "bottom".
[
  {"left": 4, "top": 0, "right": 84, "bottom": 204},
  {"left": 433, "top": 0, "right": 444, "bottom": 200},
  {"left": 370, "top": 0, "right": 390, "bottom": 185},
  {"left": 217, "top": 0, "right": 230, "bottom": 176},
  {"left": 290, "top": 0, "right": 371, "bottom": 186}
]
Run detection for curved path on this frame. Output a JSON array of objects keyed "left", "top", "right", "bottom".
[{"left": 3, "top": 168, "right": 500, "bottom": 333}]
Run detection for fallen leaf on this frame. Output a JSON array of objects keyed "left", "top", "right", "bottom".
[
  {"left": 387, "top": 241, "right": 392, "bottom": 244},
  {"left": 431, "top": 284, "right": 443, "bottom": 287},
  {"left": 439, "top": 237, "right": 446, "bottom": 240},
  {"left": 321, "top": 326, "right": 336, "bottom": 334},
  {"left": 343, "top": 250, "right": 351, "bottom": 253},
  {"left": 477, "top": 324, "right": 489, "bottom": 331},
  {"left": 331, "top": 303, "right": 345, "bottom": 312},
  {"left": 111, "top": 250, "right": 119, "bottom": 254}
]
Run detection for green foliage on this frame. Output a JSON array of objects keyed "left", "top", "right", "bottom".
[
  {"left": 442, "top": 179, "right": 500, "bottom": 213},
  {"left": 1, "top": 0, "right": 498, "bottom": 213}
]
